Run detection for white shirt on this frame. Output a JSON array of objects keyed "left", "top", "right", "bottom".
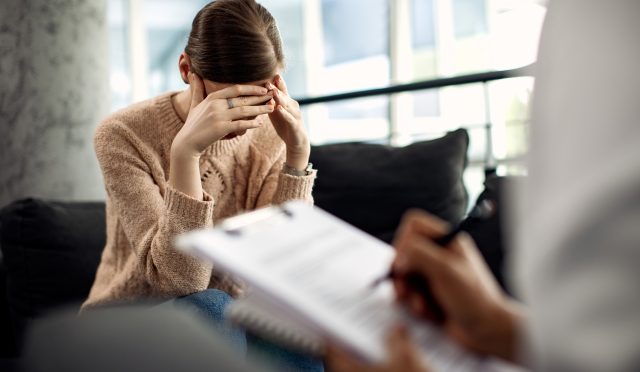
[{"left": 512, "top": 1, "right": 640, "bottom": 371}]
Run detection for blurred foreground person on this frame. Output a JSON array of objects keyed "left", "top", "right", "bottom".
[
  {"left": 22, "top": 306, "right": 253, "bottom": 372},
  {"left": 327, "top": 0, "right": 640, "bottom": 371}
]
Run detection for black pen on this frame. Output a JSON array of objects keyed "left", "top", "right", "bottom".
[{"left": 368, "top": 199, "right": 497, "bottom": 321}]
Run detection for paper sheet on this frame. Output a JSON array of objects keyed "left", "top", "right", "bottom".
[{"left": 177, "top": 201, "right": 510, "bottom": 371}]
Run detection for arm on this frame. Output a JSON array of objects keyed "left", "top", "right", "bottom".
[
  {"left": 94, "top": 123, "right": 215, "bottom": 296},
  {"left": 257, "top": 159, "right": 316, "bottom": 207},
  {"left": 96, "top": 74, "right": 275, "bottom": 296},
  {"left": 256, "top": 74, "right": 317, "bottom": 206},
  {"left": 170, "top": 72, "right": 274, "bottom": 200}
]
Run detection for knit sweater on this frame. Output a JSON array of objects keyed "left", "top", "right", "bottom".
[{"left": 81, "top": 92, "right": 316, "bottom": 310}]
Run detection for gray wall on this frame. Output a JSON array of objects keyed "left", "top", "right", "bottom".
[{"left": 0, "top": 0, "right": 109, "bottom": 208}]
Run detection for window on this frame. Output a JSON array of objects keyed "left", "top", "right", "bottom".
[
  {"left": 107, "top": 0, "right": 546, "bottom": 203},
  {"left": 108, "top": 0, "right": 131, "bottom": 110},
  {"left": 453, "top": 0, "right": 487, "bottom": 38},
  {"left": 412, "top": 0, "right": 437, "bottom": 49},
  {"left": 322, "top": 0, "right": 388, "bottom": 65}
]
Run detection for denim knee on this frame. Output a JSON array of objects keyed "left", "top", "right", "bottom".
[
  {"left": 175, "top": 289, "right": 234, "bottom": 323},
  {"left": 171, "top": 289, "right": 247, "bottom": 354}
]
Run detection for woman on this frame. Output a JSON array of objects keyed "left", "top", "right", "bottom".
[{"left": 83, "top": 0, "right": 319, "bottom": 370}]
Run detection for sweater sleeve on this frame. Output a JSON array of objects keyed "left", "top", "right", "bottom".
[
  {"left": 255, "top": 150, "right": 317, "bottom": 207},
  {"left": 94, "top": 122, "right": 214, "bottom": 297}
]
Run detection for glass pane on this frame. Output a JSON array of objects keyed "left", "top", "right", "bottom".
[
  {"left": 412, "top": 0, "right": 437, "bottom": 49},
  {"left": 261, "top": 0, "right": 307, "bottom": 98},
  {"left": 487, "top": 77, "right": 534, "bottom": 161},
  {"left": 321, "top": 0, "right": 388, "bottom": 66},
  {"left": 144, "top": 0, "right": 208, "bottom": 97},
  {"left": 315, "top": 0, "right": 391, "bottom": 142},
  {"left": 108, "top": 0, "right": 131, "bottom": 111},
  {"left": 463, "top": 165, "right": 486, "bottom": 211},
  {"left": 304, "top": 97, "right": 390, "bottom": 145},
  {"left": 453, "top": 0, "right": 487, "bottom": 38}
]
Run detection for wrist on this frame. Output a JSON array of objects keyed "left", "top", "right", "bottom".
[
  {"left": 171, "top": 140, "right": 201, "bottom": 163},
  {"left": 481, "top": 298, "right": 524, "bottom": 364},
  {"left": 285, "top": 144, "right": 310, "bottom": 171}
]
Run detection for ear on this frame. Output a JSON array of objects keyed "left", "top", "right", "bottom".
[{"left": 178, "top": 52, "right": 192, "bottom": 84}]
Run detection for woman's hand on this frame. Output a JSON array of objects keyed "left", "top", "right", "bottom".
[
  {"left": 169, "top": 73, "right": 274, "bottom": 200},
  {"left": 267, "top": 74, "right": 310, "bottom": 171},
  {"left": 325, "top": 326, "right": 431, "bottom": 372},
  {"left": 392, "top": 210, "right": 524, "bottom": 363},
  {"left": 171, "top": 72, "right": 275, "bottom": 159}
]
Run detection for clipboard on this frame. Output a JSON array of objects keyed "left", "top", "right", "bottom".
[{"left": 175, "top": 201, "right": 488, "bottom": 370}]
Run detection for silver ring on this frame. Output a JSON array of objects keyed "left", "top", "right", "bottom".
[{"left": 227, "top": 98, "right": 234, "bottom": 109}]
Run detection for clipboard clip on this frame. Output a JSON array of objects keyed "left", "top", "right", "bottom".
[{"left": 220, "top": 205, "right": 294, "bottom": 236}]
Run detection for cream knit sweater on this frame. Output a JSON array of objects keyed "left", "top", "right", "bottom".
[{"left": 81, "top": 92, "right": 316, "bottom": 310}]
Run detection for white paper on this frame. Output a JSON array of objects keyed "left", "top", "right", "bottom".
[{"left": 177, "top": 201, "right": 502, "bottom": 370}]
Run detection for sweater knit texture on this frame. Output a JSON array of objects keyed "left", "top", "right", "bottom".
[{"left": 82, "top": 92, "right": 316, "bottom": 310}]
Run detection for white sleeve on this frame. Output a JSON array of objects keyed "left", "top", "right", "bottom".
[{"left": 511, "top": 1, "right": 640, "bottom": 371}]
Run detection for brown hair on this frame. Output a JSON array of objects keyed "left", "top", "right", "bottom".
[{"left": 185, "top": 0, "right": 284, "bottom": 83}]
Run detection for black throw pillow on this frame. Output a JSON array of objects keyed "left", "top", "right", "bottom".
[
  {"left": 310, "top": 129, "right": 469, "bottom": 243},
  {"left": 0, "top": 199, "right": 105, "bottom": 348}
]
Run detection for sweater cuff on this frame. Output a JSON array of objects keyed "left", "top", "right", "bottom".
[
  {"left": 164, "top": 185, "right": 215, "bottom": 225},
  {"left": 274, "top": 169, "right": 317, "bottom": 203}
]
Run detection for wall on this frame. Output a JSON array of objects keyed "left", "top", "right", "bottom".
[{"left": 0, "top": 0, "right": 109, "bottom": 208}]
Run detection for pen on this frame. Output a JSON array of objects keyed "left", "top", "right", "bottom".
[{"left": 369, "top": 199, "right": 496, "bottom": 321}]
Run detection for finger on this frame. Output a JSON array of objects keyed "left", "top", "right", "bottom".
[
  {"left": 271, "top": 86, "right": 286, "bottom": 107},
  {"left": 400, "top": 236, "right": 448, "bottom": 279},
  {"left": 393, "top": 210, "right": 449, "bottom": 254},
  {"left": 452, "top": 232, "right": 482, "bottom": 261},
  {"left": 212, "top": 84, "right": 269, "bottom": 99},
  {"left": 189, "top": 72, "right": 206, "bottom": 109},
  {"left": 231, "top": 118, "right": 263, "bottom": 132},
  {"left": 387, "top": 325, "right": 411, "bottom": 357},
  {"left": 325, "top": 345, "right": 372, "bottom": 372},
  {"left": 393, "top": 276, "right": 407, "bottom": 300},
  {"left": 275, "top": 74, "right": 289, "bottom": 95},
  {"left": 271, "top": 104, "right": 297, "bottom": 125},
  {"left": 227, "top": 104, "right": 275, "bottom": 120},
  {"left": 271, "top": 90, "right": 301, "bottom": 120},
  {"left": 227, "top": 92, "right": 274, "bottom": 109},
  {"left": 228, "top": 119, "right": 263, "bottom": 132},
  {"left": 387, "top": 326, "right": 428, "bottom": 371},
  {"left": 396, "top": 209, "right": 450, "bottom": 243}
]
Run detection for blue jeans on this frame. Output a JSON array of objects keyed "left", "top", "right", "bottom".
[{"left": 166, "top": 289, "right": 323, "bottom": 372}]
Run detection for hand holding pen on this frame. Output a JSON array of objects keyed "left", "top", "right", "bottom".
[{"left": 370, "top": 200, "right": 496, "bottom": 323}]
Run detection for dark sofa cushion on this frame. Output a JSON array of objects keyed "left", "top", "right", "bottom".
[
  {"left": 0, "top": 199, "right": 105, "bottom": 347},
  {"left": 310, "top": 129, "right": 469, "bottom": 242}
]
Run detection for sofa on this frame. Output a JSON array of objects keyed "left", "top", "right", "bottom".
[{"left": 0, "top": 128, "right": 510, "bottom": 364}]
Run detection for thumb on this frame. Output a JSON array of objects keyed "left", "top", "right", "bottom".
[
  {"left": 386, "top": 325, "right": 429, "bottom": 371},
  {"left": 397, "top": 235, "right": 448, "bottom": 280},
  {"left": 189, "top": 72, "right": 205, "bottom": 109}
]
